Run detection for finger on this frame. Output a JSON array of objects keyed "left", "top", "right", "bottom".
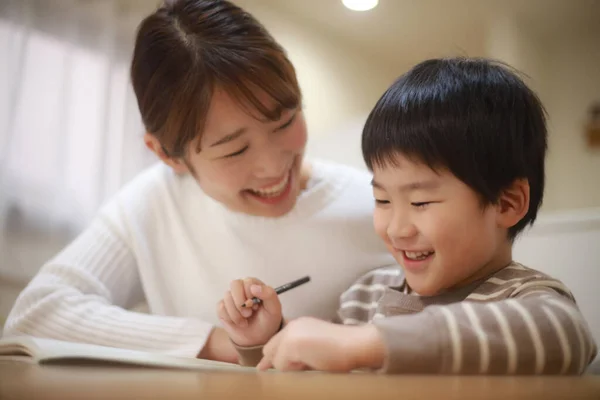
[
  {"left": 272, "top": 348, "right": 298, "bottom": 372},
  {"left": 265, "top": 331, "right": 301, "bottom": 372},
  {"left": 281, "top": 361, "right": 307, "bottom": 372},
  {"left": 216, "top": 300, "right": 234, "bottom": 326},
  {"left": 261, "top": 353, "right": 304, "bottom": 371},
  {"left": 217, "top": 301, "right": 239, "bottom": 332},
  {"left": 257, "top": 330, "right": 278, "bottom": 371},
  {"left": 261, "top": 331, "right": 280, "bottom": 357},
  {"left": 250, "top": 284, "right": 281, "bottom": 315},
  {"left": 223, "top": 291, "right": 248, "bottom": 327},
  {"left": 256, "top": 357, "right": 273, "bottom": 371},
  {"left": 241, "top": 278, "right": 265, "bottom": 308},
  {"left": 230, "top": 280, "right": 252, "bottom": 318},
  {"left": 242, "top": 277, "right": 265, "bottom": 299},
  {"left": 259, "top": 330, "right": 283, "bottom": 371}
]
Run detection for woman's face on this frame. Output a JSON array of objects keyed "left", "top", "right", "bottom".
[{"left": 154, "top": 88, "right": 308, "bottom": 218}]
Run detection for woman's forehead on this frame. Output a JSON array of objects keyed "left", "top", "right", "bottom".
[{"left": 199, "top": 88, "right": 290, "bottom": 148}]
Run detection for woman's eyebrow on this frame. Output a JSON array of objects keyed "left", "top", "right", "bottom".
[{"left": 209, "top": 127, "right": 247, "bottom": 148}]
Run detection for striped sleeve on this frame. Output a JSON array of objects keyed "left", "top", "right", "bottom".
[
  {"left": 373, "top": 289, "right": 597, "bottom": 375},
  {"left": 336, "top": 266, "right": 405, "bottom": 325}
]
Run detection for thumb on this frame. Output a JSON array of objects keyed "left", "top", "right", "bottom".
[{"left": 250, "top": 284, "right": 282, "bottom": 316}]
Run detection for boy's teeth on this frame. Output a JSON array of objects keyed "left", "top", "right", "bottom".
[
  {"left": 250, "top": 173, "right": 289, "bottom": 197},
  {"left": 404, "top": 251, "right": 434, "bottom": 261}
]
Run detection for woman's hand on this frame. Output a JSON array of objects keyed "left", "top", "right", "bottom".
[
  {"left": 256, "top": 317, "right": 386, "bottom": 372},
  {"left": 217, "top": 277, "right": 282, "bottom": 347},
  {"left": 197, "top": 327, "right": 239, "bottom": 363}
]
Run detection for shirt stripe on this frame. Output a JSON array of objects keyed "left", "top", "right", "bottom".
[
  {"left": 463, "top": 302, "right": 490, "bottom": 373},
  {"left": 542, "top": 305, "right": 571, "bottom": 374},
  {"left": 488, "top": 302, "right": 518, "bottom": 374},
  {"left": 507, "top": 300, "right": 546, "bottom": 374},
  {"left": 439, "top": 306, "right": 462, "bottom": 373}
]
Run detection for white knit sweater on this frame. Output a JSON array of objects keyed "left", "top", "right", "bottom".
[{"left": 4, "top": 159, "right": 394, "bottom": 357}]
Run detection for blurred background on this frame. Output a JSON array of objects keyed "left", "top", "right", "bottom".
[{"left": 0, "top": 0, "right": 599, "bottom": 346}]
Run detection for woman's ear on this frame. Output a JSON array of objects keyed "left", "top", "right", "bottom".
[
  {"left": 143, "top": 133, "right": 189, "bottom": 174},
  {"left": 496, "top": 178, "right": 530, "bottom": 230}
]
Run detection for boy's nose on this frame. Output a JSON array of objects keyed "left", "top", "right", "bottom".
[{"left": 387, "top": 218, "right": 418, "bottom": 241}]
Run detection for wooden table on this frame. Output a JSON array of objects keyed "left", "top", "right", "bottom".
[{"left": 1, "top": 361, "right": 599, "bottom": 400}]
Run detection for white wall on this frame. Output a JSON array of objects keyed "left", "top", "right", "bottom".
[
  {"left": 514, "top": 209, "right": 600, "bottom": 354},
  {"left": 485, "top": 15, "right": 600, "bottom": 213},
  {"left": 297, "top": 4, "right": 600, "bottom": 214},
  {"left": 235, "top": 0, "right": 399, "bottom": 140},
  {"left": 542, "top": 29, "right": 600, "bottom": 211}
]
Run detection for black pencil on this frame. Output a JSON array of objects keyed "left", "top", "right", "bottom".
[{"left": 241, "top": 276, "right": 310, "bottom": 308}]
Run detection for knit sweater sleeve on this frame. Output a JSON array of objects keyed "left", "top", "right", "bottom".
[
  {"left": 373, "top": 287, "right": 597, "bottom": 375},
  {"left": 3, "top": 214, "right": 214, "bottom": 357}
]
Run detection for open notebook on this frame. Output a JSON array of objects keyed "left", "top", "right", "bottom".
[{"left": 0, "top": 336, "right": 253, "bottom": 372}]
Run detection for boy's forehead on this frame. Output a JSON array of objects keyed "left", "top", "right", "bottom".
[
  {"left": 371, "top": 154, "right": 450, "bottom": 189},
  {"left": 372, "top": 153, "right": 436, "bottom": 176}
]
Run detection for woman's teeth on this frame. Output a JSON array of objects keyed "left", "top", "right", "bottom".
[
  {"left": 249, "top": 173, "right": 290, "bottom": 197},
  {"left": 404, "top": 251, "right": 434, "bottom": 261}
]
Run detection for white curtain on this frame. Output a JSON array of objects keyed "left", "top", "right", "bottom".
[{"left": 0, "top": 0, "right": 155, "bottom": 282}]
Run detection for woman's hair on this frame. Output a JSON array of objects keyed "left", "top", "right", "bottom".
[{"left": 130, "top": 0, "right": 301, "bottom": 157}]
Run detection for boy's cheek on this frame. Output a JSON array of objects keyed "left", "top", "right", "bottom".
[{"left": 372, "top": 212, "right": 390, "bottom": 243}]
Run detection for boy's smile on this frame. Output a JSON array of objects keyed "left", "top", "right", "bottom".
[
  {"left": 371, "top": 153, "right": 513, "bottom": 296},
  {"left": 399, "top": 249, "right": 435, "bottom": 274}
]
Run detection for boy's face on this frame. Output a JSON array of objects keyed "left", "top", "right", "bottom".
[{"left": 371, "top": 154, "right": 509, "bottom": 296}]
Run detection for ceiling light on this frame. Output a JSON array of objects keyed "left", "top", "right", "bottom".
[{"left": 342, "top": 0, "right": 379, "bottom": 12}]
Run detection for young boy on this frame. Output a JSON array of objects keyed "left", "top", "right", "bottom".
[{"left": 216, "top": 57, "right": 597, "bottom": 374}]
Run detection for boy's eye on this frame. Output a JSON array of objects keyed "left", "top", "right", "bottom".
[
  {"left": 411, "top": 202, "right": 431, "bottom": 208},
  {"left": 375, "top": 199, "right": 390, "bottom": 205},
  {"left": 223, "top": 146, "right": 249, "bottom": 158}
]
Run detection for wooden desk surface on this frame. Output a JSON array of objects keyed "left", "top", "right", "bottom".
[{"left": 1, "top": 361, "right": 599, "bottom": 400}]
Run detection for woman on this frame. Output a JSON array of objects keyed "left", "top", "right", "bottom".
[{"left": 3, "top": 0, "right": 393, "bottom": 362}]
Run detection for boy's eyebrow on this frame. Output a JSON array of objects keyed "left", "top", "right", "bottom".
[
  {"left": 399, "top": 180, "right": 440, "bottom": 192},
  {"left": 371, "top": 179, "right": 383, "bottom": 189},
  {"left": 371, "top": 179, "right": 440, "bottom": 192}
]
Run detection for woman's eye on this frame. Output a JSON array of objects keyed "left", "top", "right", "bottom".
[
  {"left": 275, "top": 114, "right": 296, "bottom": 131},
  {"left": 223, "top": 146, "right": 248, "bottom": 158},
  {"left": 411, "top": 202, "right": 431, "bottom": 208},
  {"left": 375, "top": 199, "right": 390, "bottom": 205}
]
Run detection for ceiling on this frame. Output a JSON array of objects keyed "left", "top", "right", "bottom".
[
  {"left": 260, "top": 0, "right": 600, "bottom": 65},
  {"left": 5, "top": 0, "right": 598, "bottom": 66}
]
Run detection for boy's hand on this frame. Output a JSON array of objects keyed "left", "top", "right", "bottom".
[
  {"left": 217, "top": 277, "right": 282, "bottom": 347},
  {"left": 256, "top": 317, "right": 386, "bottom": 372}
]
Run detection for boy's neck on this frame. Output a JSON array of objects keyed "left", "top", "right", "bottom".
[{"left": 446, "top": 240, "right": 513, "bottom": 293}]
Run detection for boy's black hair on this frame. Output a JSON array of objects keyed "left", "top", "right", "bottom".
[{"left": 362, "top": 57, "right": 547, "bottom": 239}]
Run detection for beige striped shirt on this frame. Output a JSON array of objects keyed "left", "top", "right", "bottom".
[{"left": 339, "top": 262, "right": 597, "bottom": 374}]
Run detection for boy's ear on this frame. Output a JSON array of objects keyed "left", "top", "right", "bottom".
[
  {"left": 496, "top": 178, "right": 530, "bottom": 230},
  {"left": 144, "top": 133, "right": 189, "bottom": 174}
]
